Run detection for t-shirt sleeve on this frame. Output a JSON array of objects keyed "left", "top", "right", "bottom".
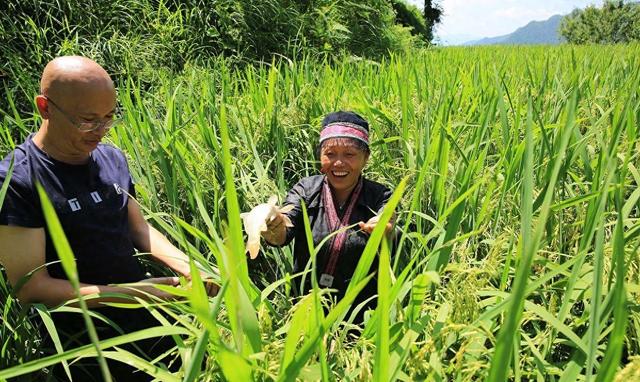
[
  {"left": 112, "top": 147, "right": 136, "bottom": 199},
  {"left": 281, "top": 180, "right": 307, "bottom": 246},
  {"left": 0, "top": 172, "right": 43, "bottom": 228},
  {"left": 124, "top": 156, "right": 136, "bottom": 199}
]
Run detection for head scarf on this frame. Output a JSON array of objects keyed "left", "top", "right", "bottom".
[{"left": 319, "top": 111, "right": 369, "bottom": 147}]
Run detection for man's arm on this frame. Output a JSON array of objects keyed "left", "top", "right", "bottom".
[
  {"left": 127, "top": 199, "right": 218, "bottom": 295},
  {"left": 0, "top": 225, "right": 180, "bottom": 308},
  {"left": 127, "top": 199, "right": 191, "bottom": 276}
]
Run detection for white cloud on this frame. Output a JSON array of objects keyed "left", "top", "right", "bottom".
[
  {"left": 431, "top": 0, "right": 604, "bottom": 43},
  {"left": 493, "top": 7, "right": 554, "bottom": 20}
]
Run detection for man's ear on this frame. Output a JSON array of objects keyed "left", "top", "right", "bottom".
[{"left": 35, "top": 95, "right": 50, "bottom": 119}]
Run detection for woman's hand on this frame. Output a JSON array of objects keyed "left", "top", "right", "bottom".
[
  {"left": 358, "top": 215, "right": 394, "bottom": 235},
  {"left": 262, "top": 211, "right": 287, "bottom": 245}
]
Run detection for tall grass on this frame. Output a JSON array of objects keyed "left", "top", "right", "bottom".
[{"left": 1, "top": 44, "right": 639, "bottom": 380}]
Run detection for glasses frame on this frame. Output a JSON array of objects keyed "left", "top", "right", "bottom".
[{"left": 43, "top": 96, "right": 120, "bottom": 133}]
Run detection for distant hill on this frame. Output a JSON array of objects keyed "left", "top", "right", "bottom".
[{"left": 465, "top": 14, "right": 564, "bottom": 45}]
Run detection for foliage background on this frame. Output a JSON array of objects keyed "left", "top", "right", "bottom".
[
  {"left": 0, "top": 0, "right": 437, "bottom": 117},
  {"left": 560, "top": 0, "right": 640, "bottom": 44},
  {"left": 1, "top": 0, "right": 640, "bottom": 381}
]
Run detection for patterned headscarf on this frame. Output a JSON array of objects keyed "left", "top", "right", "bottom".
[{"left": 319, "top": 111, "right": 369, "bottom": 146}]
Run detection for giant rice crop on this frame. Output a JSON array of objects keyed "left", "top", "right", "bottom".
[{"left": 1, "top": 44, "right": 639, "bottom": 381}]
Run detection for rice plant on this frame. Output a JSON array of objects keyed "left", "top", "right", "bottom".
[{"left": 1, "top": 44, "right": 639, "bottom": 381}]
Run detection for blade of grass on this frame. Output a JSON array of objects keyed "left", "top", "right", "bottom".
[
  {"left": 487, "top": 92, "right": 576, "bottom": 380},
  {"left": 372, "top": 236, "right": 391, "bottom": 382}
]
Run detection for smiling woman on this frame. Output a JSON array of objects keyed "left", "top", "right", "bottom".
[{"left": 262, "top": 111, "right": 395, "bottom": 324}]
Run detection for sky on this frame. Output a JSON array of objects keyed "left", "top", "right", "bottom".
[{"left": 407, "top": 0, "right": 604, "bottom": 45}]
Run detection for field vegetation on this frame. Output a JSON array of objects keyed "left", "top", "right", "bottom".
[
  {"left": 0, "top": 0, "right": 434, "bottom": 116},
  {"left": 561, "top": 0, "right": 640, "bottom": 44},
  {"left": 0, "top": 43, "right": 639, "bottom": 380}
]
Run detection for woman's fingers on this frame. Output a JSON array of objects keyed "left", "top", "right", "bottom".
[
  {"left": 359, "top": 217, "right": 393, "bottom": 235},
  {"left": 359, "top": 221, "right": 375, "bottom": 234},
  {"left": 266, "top": 212, "right": 283, "bottom": 229},
  {"left": 266, "top": 215, "right": 275, "bottom": 227},
  {"left": 264, "top": 213, "right": 285, "bottom": 240}
]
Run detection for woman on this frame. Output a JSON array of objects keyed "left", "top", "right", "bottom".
[{"left": 262, "top": 111, "right": 394, "bottom": 322}]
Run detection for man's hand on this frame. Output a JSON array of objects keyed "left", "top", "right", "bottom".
[
  {"left": 126, "top": 276, "right": 181, "bottom": 301},
  {"left": 204, "top": 280, "right": 220, "bottom": 297},
  {"left": 183, "top": 273, "right": 220, "bottom": 297},
  {"left": 358, "top": 215, "right": 394, "bottom": 235},
  {"left": 202, "top": 279, "right": 220, "bottom": 297}
]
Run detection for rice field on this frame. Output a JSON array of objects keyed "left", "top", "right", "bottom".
[{"left": 1, "top": 44, "right": 640, "bottom": 381}]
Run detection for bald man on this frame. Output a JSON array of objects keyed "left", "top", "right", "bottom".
[{"left": 0, "top": 56, "right": 210, "bottom": 380}]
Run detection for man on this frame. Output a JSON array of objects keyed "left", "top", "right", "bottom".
[{"left": 0, "top": 56, "right": 214, "bottom": 380}]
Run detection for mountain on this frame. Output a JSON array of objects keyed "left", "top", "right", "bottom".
[
  {"left": 436, "top": 33, "right": 477, "bottom": 46},
  {"left": 465, "top": 14, "right": 564, "bottom": 45}
]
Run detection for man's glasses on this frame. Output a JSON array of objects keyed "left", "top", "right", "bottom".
[{"left": 44, "top": 96, "right": 120, "bottom": 133}]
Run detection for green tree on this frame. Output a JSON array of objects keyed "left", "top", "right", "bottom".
[
  {"left": 391, "top": 0, "right": 431, "bottom": 43},
  {"left": 423, "top": 0, "right": 443, "bottom": 32},
  {"left": 389, "top": 0, "right": 442, "bottom": 44},
  {"left": 560, "top": 0, "right": 640, "bottom": 44}
]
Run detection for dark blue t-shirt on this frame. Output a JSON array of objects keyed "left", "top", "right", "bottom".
[{"left": 0, "top": 135, "right": 145, "bottom": 285}]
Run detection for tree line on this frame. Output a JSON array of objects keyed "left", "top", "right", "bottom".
[
  {"left": 561, "top": 0, "right": 640, "bottom": 44},
  {"left": 0, "top": 0, "right": 442, "bottom": 115}
]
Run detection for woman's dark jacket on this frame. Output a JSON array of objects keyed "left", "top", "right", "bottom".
[{"left": 280, "top": 175, "right": 392, "bottom": 316}]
